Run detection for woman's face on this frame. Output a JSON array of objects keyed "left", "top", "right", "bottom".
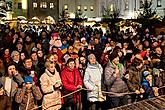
[
  {"left": 20, "top": 53, "right": 26, "bottom": 60},
  {"left": 37, "top": 50, "right": 43, "bottom": 58},
  {"left": 112, "top": 57, "right": 119, "bottom": 65},
  {"left": 62, "top": 40, "right": 67, "bottom": 45},
  {"left": 52, "top": 48, "right": 58, "bottom": 53},
  {"left": 37, "top": 43, "right": 42, "bottom": 49},
  {"left": 138, "top": 44, "right": 143, "bottom": 51},
  {"left": 89, "top": 56, "right": 96, "bottom": 65},
  {"left": 26, "top": 36, "right": 31, "bottom": 42},
  {"left": 53, "top": 54, "right": 58, "bottom": 62},
  {"left": 49, "top": 55, "right": 54, "bottom": 62},
  {"left": 146, "top": 75, "right": 152, "bottom": 81},
  {"left": 123, "top": 43, "right": 128, "bottom": 49},
  {"left": 48, "top": 63, "right": 55, "bottom": 73},
  {"left": 8, "top": 65, "right": 16, "bottom": 76},
  {"left": 144, "top": 41, "right": 149, "bottom": 47},
  {"left": 4, "top": 49, "right": 10, "bottom": 55},
  {"left": 68, "top": 46, "right": 74, "bottom": 53},
  {"left": 68, "top": 61, "right": 75, "bottom": 70},
  {"left": 31, "top": 53, "right": 37, "bottom": 61}
]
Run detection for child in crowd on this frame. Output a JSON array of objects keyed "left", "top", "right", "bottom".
[
  {"left": 15, "top": 76, "right": 42, "bottom": 110},
  {"left": 141, "top": 71, "right": 159, "bottom": 99}
]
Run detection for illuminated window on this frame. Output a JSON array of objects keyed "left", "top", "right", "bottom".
[
  {"left": 64, "top": 4, "right": 68, "bottom": 10},
  {"left": 43, "top": 2, "right": 47, "bottom": 8},
  {"left": 33, "top": 3, "right": 37, "bottom": 8},
  {"left": 77, "top": 5, "right": 81, "bottom": 11},
  {"left": 50, "top": 3, "right": 54, "bottom": 9},
  {"left": 90, "top": 5, "right": 94, "bottom": 11},
  {"left": 18, "top": 3, "right": 22, "bottom": 9},
  {"left": 108, "top": 4, "right": 113, "bottom": 11},
  {"left": 125, "top": 0, "right": 129, "bottom": 10},
  {"left": 157, "top": 0, "right": 161, "bottom": 7},
  {"left": 84, "top": 6, "right": 87, "bottom": 11},
  {"left": 40, "top": 2, "right": 47, "bottom": 8}
]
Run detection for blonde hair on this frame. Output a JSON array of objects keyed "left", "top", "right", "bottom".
[{"left": 45, "top": 61, "right": 54, "bottom": 69}]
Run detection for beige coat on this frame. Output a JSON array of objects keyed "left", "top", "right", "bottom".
[{"left": 40, "top": 69, "right": 62, "bottom": 110}]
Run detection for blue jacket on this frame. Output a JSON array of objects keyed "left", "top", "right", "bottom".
[{"left": 141, "top": 79, "right": 155, "bottom": 99}]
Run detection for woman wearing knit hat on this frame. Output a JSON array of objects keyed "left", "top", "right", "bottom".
[
  {"left": 15, "top": 76, "right": 42, "bottom": 110},
  {"left": 84, "top": 54, "right": 106, "bottom": 110},
  {"left": 104, "top": 51, "right": 129, "bottom": 109}
]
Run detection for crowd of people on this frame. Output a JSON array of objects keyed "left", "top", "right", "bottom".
[{"left": 0, "top": 22, "right": 165, "bottom": 110}]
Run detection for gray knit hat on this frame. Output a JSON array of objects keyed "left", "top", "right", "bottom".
[{"left": 88, "top": 54, "right": 96, "bottom": 61}]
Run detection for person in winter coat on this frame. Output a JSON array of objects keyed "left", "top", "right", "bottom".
[
  {"left": 104, "top": 51, "right": 129, "bottom": 109},
  {"left": 0, "top": 63, "right": 24, "bottom": 110},
  {"left": 40, "top": 61, "right": 62, "bottom": 110},
  {"left": 141, "top": 71, "right": 158, "bottom": 99},
  {"left": 15, "top": 76, "right": 42, "bottom": 110},
  {"left": 0, "top": 81, "right": 12, "bottom": 110},
  {"left": 127, "top": 55, "right": 145, "bottom": 102},
  {"left": 84, "top": 54, "right": 106, "bottom": 110},
  {"left": 61, "top": 58, "right": 83, "bottom": 110},
  {"left": 19, "top": 57, "right": 38, "bottom": 85}
]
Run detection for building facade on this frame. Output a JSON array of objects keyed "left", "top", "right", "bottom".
[
  {"left": 59, "top": 0, "right": 100, "bottom": 18},
  {"left": 102, "top": 0, "right": 165, "bottom": 19},
  {"left": 5, "top": 0, "right": 28, "bottom": 19},
  {"left": 28, "top": 0, "right": 59, "bottom": 22},
  {"left": 4, "top": 0, "right": 165, "bottom": 21}
]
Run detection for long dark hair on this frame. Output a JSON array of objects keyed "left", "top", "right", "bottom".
[{"left": 4, "top": 63, "right": 16, "bottom": 77}]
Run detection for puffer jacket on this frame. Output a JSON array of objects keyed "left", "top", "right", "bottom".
[
  {"left": 40, "top": 69, "right": 62, "bottom": 110},
  {"left": 15, "top": 85, "right": 42, "bottom": 110},
  {"left": 84, "top": 62, "right": 105, "bottom": 102},
  {"left": 61, "top": 67, "right": 83, "bottom": 104},
  {"left": 104, "top": 61, "right": 128, "bottom": 97}
]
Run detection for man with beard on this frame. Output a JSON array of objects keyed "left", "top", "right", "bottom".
[{"left": 78, "top": 56, "right": 87, "bottom": 78}]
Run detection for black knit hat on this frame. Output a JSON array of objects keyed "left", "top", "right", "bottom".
[{"left": 109, "top": 51, "right": 118, "bottom": 61}]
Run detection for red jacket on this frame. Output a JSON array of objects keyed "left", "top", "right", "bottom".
[{"left": 61, "top": 67, "right": 83, "bottom": 103}]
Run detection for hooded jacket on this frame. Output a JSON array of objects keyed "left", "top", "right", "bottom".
[{"left": 84, "top": 62, "right": 105, "bottom": 102}]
